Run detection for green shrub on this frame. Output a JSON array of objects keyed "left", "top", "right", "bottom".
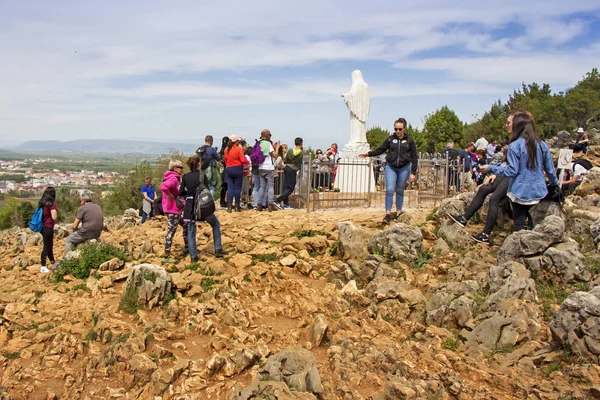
[
  {"left": 52, "top": 242, "right": 126, "bottom": 282},
  {"left": 442, "top": 337, "right": 460, "bottom": 351},
  {"left": 291, "top": 229, "right": 321, "bottom": 238}
]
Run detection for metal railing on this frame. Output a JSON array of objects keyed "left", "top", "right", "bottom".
[{"left": 289, "top": 153, "right": 460, "bottom": 212}]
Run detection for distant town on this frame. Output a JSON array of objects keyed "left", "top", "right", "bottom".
[{"left": 0, "top": 157, "right": 122, "bottom": 195}]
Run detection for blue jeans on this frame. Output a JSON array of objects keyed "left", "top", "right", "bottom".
[
  {"left": 187, "top": 213, "right": 222, "bottom": 260},
  {"left": 384, "top": 163, "right": 411, "bottom": 212},
  {"left": 225, "top": 166, "right": 244, "bottom": 205},
  {"left": 258, "top": 169, "right": 275, "bottom": 204},
  {"left": 252, "top": 173, "right": 265, "bottom": 207}
]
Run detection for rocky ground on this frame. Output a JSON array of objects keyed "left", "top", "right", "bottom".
[{"left": 1, "top": 168, "right": 600, "bottom": 399}]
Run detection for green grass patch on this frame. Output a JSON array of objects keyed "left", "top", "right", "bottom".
[
  {"left": 290, "top": 229, "right": 322, "bottom": 238},
  {"left": 116, "top": 333, "right": 130, "bottom": 344},
  {"left": 91, "top": 312, "right": 100, "bottom": 326},
  {"left": 252, "top": 253, "right": 278, "bottom": 262},
  {"left": 2, "top": 352, "right": 20, "bottom": 359},
  {"left": 143, "top": 271, "right": 157, "bottom": 283},
  {"left": 441, "top": 337, "right": 460, "bottom": 351},
  {"left": 537, "top": 282, "right": 570, "bottom": 322},
  {"left": 545, "top": 362, "right": 561, "bottom": 377},
  {"left": 425, "top": 207, "right": 438, "bottom": 221},
  {"left": 412, "top": 250, "right": 433, "bottom": 270},
  {"left": 51, "top": 242, "right": 127, "bottom": 282},
  {"left": 118, "top": 284, "right": 139, "bottom": 314},
  {"left": 201, "top": 277, "right": 219, "bottom": 292},
  {"left": 85, "top": 328, "right": 98, "bottom": 341},
  {"left": 329, "top": 243, "right": 339, "bottom": 257},
  {"left": 34, "top": 290, "right": 44, "bottom": 299}
]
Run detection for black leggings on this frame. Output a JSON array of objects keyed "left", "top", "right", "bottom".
[
  {"left": 464, "top": 176, "right": 509, "bottom": 235},
  {"left": 512, "top": 202, "right": 534, "bottom": 232},
  {"left": 41, "top": 226, "right": 55, "bottom": 266}
]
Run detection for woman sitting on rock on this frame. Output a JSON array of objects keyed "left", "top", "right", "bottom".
[
  {"left": 179, "top": 155, "right": 229, "bottom": 262},
  {"left": 481, "top": 112, "right": 558, "bottom": 232}
]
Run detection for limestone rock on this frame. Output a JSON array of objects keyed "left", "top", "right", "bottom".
[
  {"left": 337, "top": 221, "right": 372, "bottom": 261},
  {"left": 306, "top": 314, "right": 328, "bottom": 347},
  {"left": 368, "top": 223, "right": 423, "bottom": 261},
  {"left": 497, "top": 215, "right": 564, "bottom": 264},
  {"left": 231, "top": 381, "right": 317, "bottom": 400},
  {"left": 258, "top": 347, "right": 323, "bottom": 394},
  {"left": 543, "top": 239, "right": 590, "bottom": 283},
  {"left": 528, "top": 200, "right": 564, "bottom": 226},
  {"left": 483, "top": 262, "right": 537, "bottom": 311},
  {"left": 574, "top": 167, "right": 600, "bottom": 197},
  {"left": 437, "top": 221, "right": 470, "bottom": 250},
  {"left": 550, "top": 286, "right": 600, "bottom": 363},
  {"left": 129, "top": 353, "right": 158, "bottom": 385},
  {"left": 433, "top": 238, "right": 450, "bottom": 255},
  {"left": 365, "top": 278, "right": 425, "bottom": 305},
  {"left": 230, "top": 254, "right": 252, "bottom": 269},
  {"left": 592, "top": 218, "right": 600, "bottom": 249},
  {"left": 121, "top": 264, "right": 173, "bottom": 310},
  {"left": 99, "top": 257, "right": 125, "bottom": 271},
  {"left": 280, "top": 254, "right": 297, "bottom": 268}
]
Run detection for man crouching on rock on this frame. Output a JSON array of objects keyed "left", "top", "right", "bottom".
[{"left": 65, "top": 191, "right": 108, "bottom": 256}]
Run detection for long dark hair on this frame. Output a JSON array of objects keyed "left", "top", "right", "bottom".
[
  {"left": 509, "top": 112, "right": 539, "bottom": 170},
  {"left": 38, "top": 186, "right": 56, "bottom": 208},
  {"left": 219, "top": 136, "right": 229, "bottom": 157}
]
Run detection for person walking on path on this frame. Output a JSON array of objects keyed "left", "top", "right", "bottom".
[
  {"left": 223, "top": 135, "right": 250, "bottom": 212},
  {"left": 141, "top": 177, "right": 155, "bottom": 224},
  {"left": 276, "top": 137, "right": 304, "bottom": 209},
  {"left": 481, "top": 112, "right": 558, "bottom": 232},
  {"left": 39, "top": 186, "right": 57, "bottom": 273},
  {"left": 159, "top": 160, "right": 188, "bottom": 263},
  {"left": 359, "top": 117, "right": 418, "bottom": 223},
  {"left": 179, "top": 155, "right": 229, "bottom": 262}
]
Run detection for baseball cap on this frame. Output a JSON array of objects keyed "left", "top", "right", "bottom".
[{"left": 229, "top": 134, "right": 241, "bottom": 142}]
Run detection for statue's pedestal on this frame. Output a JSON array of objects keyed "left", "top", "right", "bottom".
[{"left": 334, "top": 142, "right": 376, "bottom": 193}]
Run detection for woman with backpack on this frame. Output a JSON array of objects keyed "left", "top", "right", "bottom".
[
  {"left": 38, "top": 186, "right": 57, "bottom": 273},
  {"left": 179, "top": 155, "right": 228, "bottom": 262},
  {"left": 159, "top": 160, "right": 188, "bottom": 263}
]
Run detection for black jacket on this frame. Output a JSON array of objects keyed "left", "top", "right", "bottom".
[
  {"left": 368, "top": 133, "right": 418, "bottom": 174},
  {"left": 178, "top": 171, "right": 210, "bottom": 220}
]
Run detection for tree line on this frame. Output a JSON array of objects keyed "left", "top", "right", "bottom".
[{"left": 367, "top": 68, "right": 600, "bottom": 153}]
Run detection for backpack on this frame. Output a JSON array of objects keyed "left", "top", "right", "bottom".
[
  {"left": 250, "top": 140, "right": 266, "bottom": 165},
  {"left": 573, "top": 158, "right": 593, "bottom": 171},
  {"left": 196, "top": 145, "right": 211, "bottom": 170},
  {"left": 29, "top": 207, "right": 43, "bottom": 232},
  {"left": 195, "top": 171, "right": 216, "bottom": 221}
]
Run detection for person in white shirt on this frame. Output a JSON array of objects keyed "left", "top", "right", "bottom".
[
  {"left": 564, "top": 144, "right": 592, "bottom": 195},
  {"left": 486, "top": 139, "right": 497, "bottom": 163},
  {"left": 474, "top": 134, "right": 488, "bottom": 151}
]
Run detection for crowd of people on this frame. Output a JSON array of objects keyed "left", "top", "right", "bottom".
[{"left": 32, "top": 119, "right": 594, "bottom": 271}]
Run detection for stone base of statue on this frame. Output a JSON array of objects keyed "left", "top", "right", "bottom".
[{"left": 334, "top": 142, "right": 376, "bottom": 193}]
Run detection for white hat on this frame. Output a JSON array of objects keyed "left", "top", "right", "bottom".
[{"left": 577, "top": 127, "right": 584, "bottom": 133}]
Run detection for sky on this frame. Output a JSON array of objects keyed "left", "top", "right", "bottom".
[{"left": 1, "top": 0, "right": 600, "bottom": 150}]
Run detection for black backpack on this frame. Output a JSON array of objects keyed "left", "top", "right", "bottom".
[
  {"left": 573, "top": 158, "right": 593, "bottom": 171},
  {"left": 196, "top": 145, "right": 211, "bottom": 170},
  {"left": 195, "top": 171, "right": 215, "bottom": 221}
]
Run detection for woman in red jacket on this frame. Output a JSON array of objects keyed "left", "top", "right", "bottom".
[{"left": 223, "top": 135, "right": 250, "bottom": 212}]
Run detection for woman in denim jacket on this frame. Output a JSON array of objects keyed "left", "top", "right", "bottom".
[{"left": 481, "top": 112, "right": 558, "bottom": 232}]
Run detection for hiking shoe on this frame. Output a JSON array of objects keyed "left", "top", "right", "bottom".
[
  {"left": 283, "top": 204, "right": 293, "bottom": 209},
  {"left": 471, "top": 232, "right": 490, "bottom": 246},
  {"left": 382, "top": 214, "right": 392, "bottom": 224},
  {"left": 449, "top": 214, "right": 468, "bottom": 228},
  {"left": 40, "top": 266, "right": 50, "bottom": 273},
  {"left": 272, "top": 202, "right": 283, "bottom": 210},
  {"left": 215, "top": 249, "right": 229, "bottom": 258}
]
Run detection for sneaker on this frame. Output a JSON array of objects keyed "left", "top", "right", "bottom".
[
  {"left": 272, "top": 202, "right": 283, "bottom": 210},
  {"left": 382, "top": 214, "right": 392, "bottom": 224},
  {"left": 449, "top": 214, "right": 468, "bottom": 228},
  {"left": 471, "top": 232, "right": 490, "bottom": 245},
  {"left": 40, "top": 266, "right": 50, "bottom": 273},
  {"left": 283, "top": 204, "right": 293, "bottom": 209},
  {"left": 215, "top": 249, "right": 229, "bottom": 258}
]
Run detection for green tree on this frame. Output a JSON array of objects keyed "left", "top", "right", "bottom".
[
  {"left": 18, "top": 201, "right": 35, "bottom": 227},
  {"left": 366, "top": 126, "right": 390, "bottom": 150},
  {"left": 405, "top": 124, "right": 426, "bottom": 152},
  {"left": 0, "top": 198, "right": 20, "bottom": 229},
  {"left": 421, "top": 106, "right": 464, "bottom": 153}
]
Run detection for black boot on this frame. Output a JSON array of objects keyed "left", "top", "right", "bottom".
[
  {"left": 227, "top": 203, "right": 232, "bottom": 213},
  {"left": 235, "top": 204, "right": 242, "bottom": 212}
]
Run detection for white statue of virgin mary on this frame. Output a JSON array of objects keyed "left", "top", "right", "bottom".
[{"left": 342, "top": 70, "right": 371, "bottom": 144}]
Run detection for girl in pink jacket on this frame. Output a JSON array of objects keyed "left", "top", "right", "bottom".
[{"left": 159, "top": 160, "right": 188, "bottom": 263}]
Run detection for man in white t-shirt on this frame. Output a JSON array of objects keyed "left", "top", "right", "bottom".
[
  {"left": 474, "top": 134, "right": 488, "bottom": 151},
  {"left": 564, "top": 144, "right": 592, "bottom": 195},
  {"left": 257, "top": 129, "right": 281, "bottom": 212}
]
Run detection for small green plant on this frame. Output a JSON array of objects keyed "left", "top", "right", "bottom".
[
  {"left": 104, "top": 357, "right": 116, "bottom": 367},
  {"left": 91, "top": 312, "right": 100, "bottom": 326},
  {"left": 442, "top": 337, "right": 460, "bottom": 351},
  {"left": 329, "top": 243, "right": 339, "bottom": 257},
  {"left": 291, "top": 229, "right": 321, "bottom": 238},
  {"left": 545, "top": 362, "right": 561, "bottom": 377},
  {"left": 425, "top": 207, "right": 438, "bottom": 221},
  {"left": 308, "top": 250, "right": 319, "bottom": 257},
  {"left": 413, "top": 250, "right": 433, "bottom": 270},
  {"left": 185, "top": 262, "right": 200, "bottom": 272},
  {"left": 252, "top": 253, "right": 278, "bottom": 262},
  {"left": 162, "top": 292, "right": 175, "bottom": 307},
  {"left": 116, "top": 333, "right": 130, "bottom": 344},
  {"left": 585, "top": 254, "right": 600, "bottom": 275},
  {"left": 34, "top": 290, "right": 44, "bottom": 299},
  {"left": 2, "top": 352, "right": 20, "bottom": 360},
  {"left": 201, "top": 277, "right": 219, "bottom": 292},
  {"left": 372, "top": 246, "right": 385, "bottom": 257},
  {"left": 143, "top": 271, "right": 157, "bottom": 283},
  {"left": 72, "top": 283, "right": 89, "bottom": 292},
  {"left": 51, "top": 242, "right": 127, "bottom": 282},
  {"left": 243, "top": 274, "right": 251, "bottom": 282},
  {"left": 105, "top": 331, "right": 113, "bottom": 343},
  {"left": 85, "top": 328, "right": 98, "bottom": 342},
  {"left": 118, "top": 285, "right": 139, "bottom": 314}
]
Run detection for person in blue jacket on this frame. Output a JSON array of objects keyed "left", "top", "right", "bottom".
[{"left": 481, "top": 112, "right": 558, "bottom": 235}]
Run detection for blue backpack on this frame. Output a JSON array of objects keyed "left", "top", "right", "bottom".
[{"left": 29, "top": 207, "right": 43, "bottom": 232}]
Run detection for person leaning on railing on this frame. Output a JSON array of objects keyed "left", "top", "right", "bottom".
[{"left": 359, "top": 117, "right": 418, "bottom": 224}]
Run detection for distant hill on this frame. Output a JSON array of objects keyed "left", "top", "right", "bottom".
[{"left": 8, "top": 139, "right": 202, "bottom": 155}]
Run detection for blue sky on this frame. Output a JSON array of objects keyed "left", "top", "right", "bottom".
[{"left": 1, "top": 0, "right": 599, "bottom": 150}]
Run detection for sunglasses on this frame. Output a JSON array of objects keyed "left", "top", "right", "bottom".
[
  {"left": 394, "top": 128, "right": 404, "bottom": 132},
  {"left": 174, "top": 166, "right": 183, "bottom": 170}
]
